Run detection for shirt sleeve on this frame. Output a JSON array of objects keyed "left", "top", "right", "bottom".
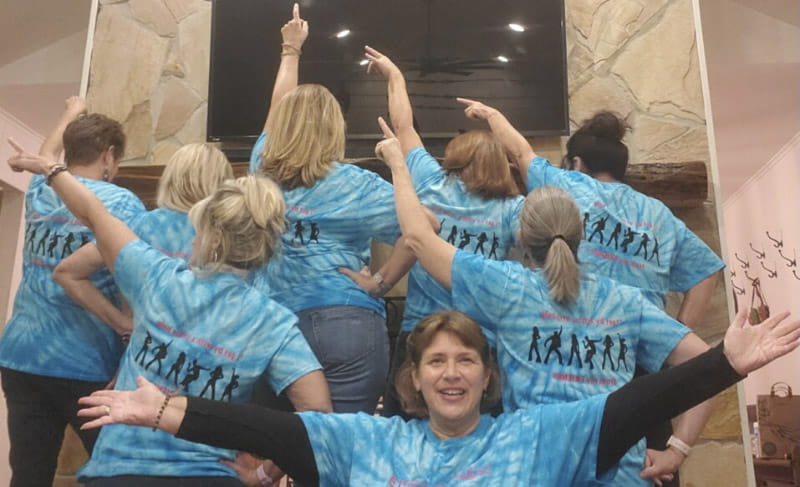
[
  {"left": 405, "top": 146, "right": 444, "bottom": 191},
  {"left": 526, "top": 156, "right": 567, "bottom": 192},
  {"left": 113, "top": 239, "right": 179, "bottom": 307},
  {"left": 668, "top": 223, "right": 725, "bottom": 292},
  {"left": 300, "top": 412, "right": 361, "bottom": 486},
  {"left": 249, "top": 132, "right": 269, "bottom": 174},
  {"left": 634, "top": 296, "right": 691, "bottom": 373},
  {"left": 450, "top": 250, "right": 518, "bottom": 336},
  {"left": 262, "top": 318, "right": 323, "bottom": 394},
  {"left": 358, "top": 170, "right": 401, "bottom": 244}
]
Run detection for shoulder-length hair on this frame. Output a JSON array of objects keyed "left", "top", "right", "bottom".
[{"left": 441, "top": 130, "right": 518, "bottom": 199}]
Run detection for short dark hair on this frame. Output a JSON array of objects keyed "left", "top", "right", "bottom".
[
  {"left": 63, "top": 113, "right": 125, "bottom": 166},
  {"left": 395, "top": 310, "right": 501, "bottom": 417},
  {"left": 565, "top": 111, "right": 629, "bottom": 181}
]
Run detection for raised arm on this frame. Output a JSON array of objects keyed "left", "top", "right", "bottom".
[
  {"left": 40, "top": 96, "right": 87, "bottom": 160},
  {"left": 8, "top": 139, "right": 135, "bottom": 273},
  {"left": 53, "top": 243, "right": 133, "bottom": 337},
  {"left": 596, "top": 309, "right": 800, "bottom": 476},
  {"left": 375, "top": 118, "right": 455, "bottom": 289},
  {"left": 457, "top": 97, "right": 536, "bottom": 185},
  {"left": 365, "top": 46, "right": 423, "bottom": 154},
  {"left": 263, "top": 3, "right": 309, "bottom": 132}
]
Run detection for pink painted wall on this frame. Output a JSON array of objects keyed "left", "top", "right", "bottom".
[
  {"left": 0, "top": 107, "right": 40, "bottom": 486},
  {"left": 722, "top": 133, "right": 800, "bottom": 405}
]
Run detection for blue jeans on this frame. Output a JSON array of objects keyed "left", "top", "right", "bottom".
[{"left": 296, "top": 306, "right": 389, "bottom": 414}]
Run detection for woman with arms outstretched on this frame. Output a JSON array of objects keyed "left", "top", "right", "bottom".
[{"left": 6, "top": 139, "right": 331, "bottom": 486}]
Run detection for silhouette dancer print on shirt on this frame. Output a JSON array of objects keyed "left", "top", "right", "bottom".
[
  {"left": 79, "top": 234, "right": 91, "bottom": 247},
  {"left": 135, "top": 332, "right": 153, "bottom": 366},
  {"left": 620, "top": 228, "right": 637, "bottom": 253},
  {"left": 47, "top": 233, "right": 61, "bottom": 258},
  {"left": 601, "top": 334, "right": 615, "bottom": 371},
  {"left": 292, "top": 221, "right": 305, "bottom": 245},
  {"left": 446, "top": 225, "right": 458, "bottom": 245},
  {"left": 488, "top": 233, "right": 500, "bottom": 259},
  {"left": 474, "top": 232, "right": 488, "bottom": 255},
  {"left": 457, "top": 230, "right": 475, "bottom": 250},
  {"left": 199, "top": 365, "right": 225, "bottom": 400},
  {"left": 26, "top": 227, "right": 37, "bottom": 252},
  {"left": 180, "top": 359, "right": 208, "bottom": 394},
  {"left": 606, "top": 223, "right": 622, "bottom": 250},
  {"left": 587, "top": 216, "right": 608, "bottom": 244},
  {"left": 616, "top": 335, "right": 629, "bottom": 372},
  {"left": 528, "top": 326, "right": 542, "bottom": 363},
  {"left": 648, "top": 237, "right": 661, "bottom": 265},
  {"left": 583, "top": 212, "right": 590, "bottom": 237},
  {"left": 309, "top": 222, "right": 320, "bottom": 243},
  {"left": 633, "top": 233, "right": 650, "bottom": 260},
  {"left": 145, "top": 340, "right": 172, "bottom": 375},
  {"left": 165, "top": 351, "right": 187, "bottom": 387},
  {"left": 61, "top": 233, "right": 76, "bottom": 258},
  {"left": 567, "top": 333, "right": 583, "bottom": 368},
  {"left": 220, "top": 368, "right": 240, "bottom": 402},
  {"left": 584, "top": 336, "right": 600, "bottom": 371},
  {"left": 543, "top": 327, "right": 563, "bottom": 365},
  {"left": 36, "top": 229, "right": 51, "bottom": 255}
]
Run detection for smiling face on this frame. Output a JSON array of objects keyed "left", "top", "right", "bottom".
[{"left": 412, "top": 331, "right": 491, "bottom": 439}]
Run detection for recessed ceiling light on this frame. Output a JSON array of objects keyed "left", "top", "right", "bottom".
[
  {"left": 508, "top": 23, "right": 525, "bottom": 32},
  {"left": 336, "top": 29, "right": 351, "bottom": 38},
  {"left": 496, "top": 55, "right": 509, "bottom": 63},
  {"left": 359, "top": 59, "right": 369, "bottom": 66}
]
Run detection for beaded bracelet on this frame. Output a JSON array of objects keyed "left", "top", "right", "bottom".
[
  {"left": 153, "top": 393, "right": 175, "bottom": 431},
  {"left": 45, "top": 163, "right": 68, "bottom": 186}
]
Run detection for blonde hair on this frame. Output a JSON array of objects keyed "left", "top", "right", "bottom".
[
  {"left": 157, "top": 143, "right": 233, "bottom": 213},
  {"left": 259, "top": 84, "right": 346, "bottom": 189},
  {"left": 519, "top": 186, "right": 582, "bottom": 305},
  {"left": 441, "top": 130, "right": 518, "bottom": 199},
  {"left": 395, "top": 310, "right": 501, "bottom": 417},
  {"left": 188, "top": 175, "right": 286, "bottom": 273}
]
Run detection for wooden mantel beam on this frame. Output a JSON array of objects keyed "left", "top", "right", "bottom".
[{"left": 114, "top": 160, "right": 707, "bottom": 211}]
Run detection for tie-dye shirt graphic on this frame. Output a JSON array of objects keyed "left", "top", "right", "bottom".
[
  {"left": 527, "top": 157, "right": 724, "bottom": 308},
  {"left": 401, "top": 147, "right": 523, "bottom": 334},
  {"left": 249, "top": 132, "right": 400, "bottom": 315},
  {"left": 79, "top": 240, "right": 320, "bottom": 478},
  {"left": 0, "top": 175, "right": 144, "bottom": 380},
  {"left": 451, "top": 251, "right": 690, "bottom": 486},
  {"left": 130, "top": 208, "right": 194, "bottom": 261}
]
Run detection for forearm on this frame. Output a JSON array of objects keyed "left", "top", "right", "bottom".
[
  {"left": 58, "top": 278, "right": 131, "bottom": 335},
  {"left": 387, "top": 71, "right": 422, "bottom": 153},
  {"left": 41, "top": 104, "right": 84, "bottom": 160},
  {"left": 677, "top": 273, "right": 719, "bottom": 329},
  {"left": 486, "top": 111, "right": 535, "bottom": 182},
  {"left": 264, "top": 53, "right": 300, "bottom": 131},
  {"left": 391, "top": 164, "right": 437, "bottom": 252},
  {"left": 596, "top": 344, "right": 742, "bottom": 475},
  {"left": 670, "top": 396, "right": 717, "bottom": 448},
  {"left": 177, "top": 396, "right": 319, "bottom": 486},
  {"left": 375, "top": 236, "right": 416, "bottom": 290}
]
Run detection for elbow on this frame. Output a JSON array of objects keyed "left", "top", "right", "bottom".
[
  {"left": 402, "top": 231, "right": 427, "bottom": 258},
  {"left": 52, "top": 264, "right": 69, "bottom": 290}
]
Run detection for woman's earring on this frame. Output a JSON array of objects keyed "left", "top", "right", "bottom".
[
  {"left": 213, "top": 248, "right": 219, "bottom": 262},
  {"left": 102, "top": 169, "right": 109, "bottom": 181}
]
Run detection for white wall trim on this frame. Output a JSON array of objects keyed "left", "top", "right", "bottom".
[{"left": 80, "top": 0, "right": 100, "bottom": 97}]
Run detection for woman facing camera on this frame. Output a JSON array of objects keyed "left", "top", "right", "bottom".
[
  {"left": 248, "top": 4, "right": 412, "bottom": 414},
  {"left": 6, "top": 140, "right": 331, "bottom": 486},
  {"left": 76, "top": 308, "right": 799, "bottom": 486},
  {"left": 54, "top": 143, "right": 233, "bottom": 335},
  {"left": 0, "top": 98, "right": 145, "bottom": 487}
]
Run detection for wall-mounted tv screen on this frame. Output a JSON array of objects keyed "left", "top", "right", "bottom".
[{"left": 208, "top": 0, "right": 568, "bottom": 145}]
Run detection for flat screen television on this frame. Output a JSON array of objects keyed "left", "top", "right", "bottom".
[{"left": 207, "top": 0, "right": 568, "bottom": 148}]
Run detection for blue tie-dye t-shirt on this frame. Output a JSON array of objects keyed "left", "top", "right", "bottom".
[
  {"left": 526, "top": 157, "right": 724, "bottom": 308},
  {"left": 130, "top": 208, "right": 194, "bottom": 261},
  {"left": 401, "top": 147, "right": 523, "bottom": 334},
  {"left": 0, "top": 175, "right": 145, "bottom": 381},
  {"left": 451, "top": 250, "right": 690, "bottom": 486},
  {"left": 249, "top": 132, "right": 399, "bottom": 315},
  {"left": 79, "top": 240, "right": 321, "bottom": 479},
  {"left": 301, "top": 394, "right": 615, "bottom": 486}
]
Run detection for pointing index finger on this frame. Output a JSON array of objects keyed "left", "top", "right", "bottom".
[
  {"left": 292, "top": 2, "right": 300, "bottom": 20},
  {"left": 455, "top": 97, "right": 477, "bottom": 106},
  {"left": 377, "top": 116, "right": 396, "bottom": 139},
  {"left": 7, "top": 137, "right": 25, "bottom": 154}
]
